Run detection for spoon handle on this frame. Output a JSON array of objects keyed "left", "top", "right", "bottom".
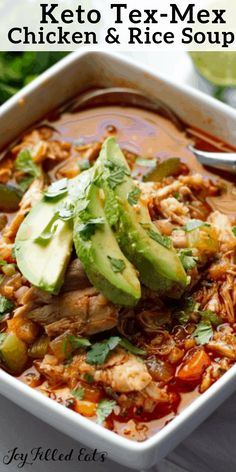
[{"left": 189, "top": 145, "right": 236, "bottom": 175}]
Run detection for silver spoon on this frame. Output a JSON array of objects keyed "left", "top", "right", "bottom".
[
  {"left": 188, "top": 144, "right": 236, "bottom": 175},
  {"left": 73, "top": 87, "right": 236, "bottom": 176}
]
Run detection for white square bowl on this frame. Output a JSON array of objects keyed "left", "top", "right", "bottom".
[{"left": 0, "top": 51, "right": 236, "bottom": 470}]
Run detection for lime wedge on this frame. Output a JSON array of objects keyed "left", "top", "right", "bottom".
[{"left": 190, "top": 52, "right": 236, "bottom": 87}]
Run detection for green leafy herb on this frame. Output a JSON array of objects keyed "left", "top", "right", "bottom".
[
  {"left": 193, "top": 320, "right": 213, "bottom": 345},
  {"left": 200, "top": 310, "right": 222, "bottom": 326},
  {"left": 71, "top": 387, "right": 85, "bottom": 401},
  {"left": 86, "top": 336, "right": 146, "bottom": 366},
  {"left": 44, "top": 178, "right": 68, "bottom": 200},
  {"left": 86, "top": 336, "right": 121, "bottom": 365},
  {"left": 179, "top": 248, "right": 198, "bottom": 271},
  {"left": 107, "top": 256, "right": 126, "bottom": 274},
  {"left": 63, "top": 335, "right": 91, "bottom": 356},
  {"left": 184, "top": 219, "right": 210, "bottom": 232},
  {"left": 107, "top": 168, "right": 127, "bottom": 189},
  {"left": 0, "top": 260, "right": 7, "bottom": 266},
  {"left": 176, "top": 297, "right": 199, "bottom": 324},
  {"left": 83, "top": 373, "right": 94, "bottom": 384},
  {"left": 119, "top": 338, "right": 146, "bottom": 356},
  {"left": 0, "top": 52, "right": 68, "bottom": 105},
  {"left": 15, "top": 149, "right": 42, "bottom": 191},
  {"left": 147, "top": 228, "right": 172, "bottom": 249},
  {"left": 128, "top": 186, "right": 141, "bottom": 206},
  {"left": 136, "top": 158, "right": 156, "bottom": 168},
  {"left": 96, "top": 399, "right": 117, "bottom": 424},
  {"left": 232, "top": 227, "right": 236, "bottom": 237},
  {"left": 0, "top": 296, "right": 15, "bottom": 317},
  {"left": 105, "top": 160, "right": 130, "bottom": 189},
  {"left": 77, "top": 217, "right": 105, "bottom": 241},
  {"left": 173, "top": 192, "right": 181, "bottom": 200}
]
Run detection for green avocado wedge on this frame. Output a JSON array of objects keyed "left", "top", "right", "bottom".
[
  {"left": 15, "top": 176, "right": 82, "bottom": 295},
  {"left": 95, "top": 137, "right": 188, "bottom": 297},
  {"left": 73, "top": 167, "right": 141, "bottom": 307}
]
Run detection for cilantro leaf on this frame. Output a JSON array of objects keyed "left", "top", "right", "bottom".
[
  {"left": 107, "top": 256, "right": 126, "bottom": 274},
  {"left": 232, "top": 226, "right": 236, "bottom": 237},
  {"left": 15, "top": 149, "right": 42, "bottom": 191},
  {"left": 193, "top": 320, "right": 213, "bottom": 345},
  {"left": 173, "top": 192, "right": 181, "bottom": 200},
  {"left": 77, "top": 217, "right": 105, "bottom": 241},
  {"left": 83, "top": 373, "right": 94, "bottom": 384},
  {"left": 200, "top": 310, "right": 222, "bottom": 326},
  {"left": 96, "top": 399, "right": 116, "bottom": 424},
  {"left": 63, "top": 335, "right": 91, "bottom": 356},
  {"left": 86, "top": 336, "right": 121, "bottom": 365},
  {"left": 147, "top": 227, "right": 172, "bottom": 249},
  {"left": 128, "top": 186, "right": 141, "bottom": 206},
  {"left": 86, "top": 336, "right": 146, "bottom": 366},
  {"left": 119, "top": 338, "right": 146, "bottom": 356},
  {"left": 179, "top": 249, "right": 198, "bottom": 271},
  {"left": 0, "top": 296, "right": 15, "bottom": 317},
  {"left": 105, "top": 161, "right": 130, "bottom": 190},
  {"left": 175, "top": 297, "right": 199, "bottom": 324},
  {"left": 184, "top": 219, "right": 210, "bottom": 232},
  {"left": 44, "top": 178, "right": 68, "bottom": 200},
  {"left": 107, "top": 168, "right": 126, "bottom": 189},
  {"left": 71, "top": 387, "right": 85, "bottom": 401}
]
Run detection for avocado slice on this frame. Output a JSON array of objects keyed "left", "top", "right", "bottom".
[
  {"left": 73, "top": 167, "right": 141, "bottom": 307},
  {"left": 15, "top": 176, "right": 81, "bottom": 295},
  {"left": 95, "top": 137, "right": 187, "bottom": 297}
]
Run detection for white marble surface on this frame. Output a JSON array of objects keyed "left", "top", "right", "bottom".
[{"left": 0, "top": 51, "right": 235, "bottom": 472}]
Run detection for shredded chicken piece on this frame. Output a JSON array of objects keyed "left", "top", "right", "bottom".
[
  {"left": 208, "top": 211, "right": 236, "bottom": 252},
  {"left": 94, "top": 351, "right": 152, "bottom": 392},
  {"left": 207, "top": 325, "right": 236, "bottom": 359},
  {"left": 171, "top": 229, "right": 188, "bottom": 248},
  {"left": 19, "top": 177, "right": 44, "bottom": 209},
  {"left": 200, "top": 358, "right": 232, "bottom": 393},
  {"left": 3, "top": 178, "right": 44, "bottom": 243},
  {"left": 158, "top": 197, "right": 190, "bottom": 225},
  {"left": 12, "top": 128, "right": 71, "bottom": 164},
  {"left": 37, "top": 354, "right": 65, "bottom": 386},
  {"left": 24, "top": 287, "right": 118, "bottom": 337},
  {"left": 118, "top": 381, "right": 171, "bottom": 413}
]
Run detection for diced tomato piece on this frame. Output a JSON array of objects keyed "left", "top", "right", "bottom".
[
  {"left": 83, "top": 386, "right": 103, "bottom": 403},
  {"left": 176, "top": 348, "right": 211, "bottom": 382},
  {"left": 74, "top": 400, "right": 97, "bottom": 417}
]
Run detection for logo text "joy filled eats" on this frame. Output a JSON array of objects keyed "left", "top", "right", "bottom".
[
  {"left": 3, "top": 447, "right": 108, "bottom": 468},
  {"left": 7, "top": 2, "right": 235, "bottom": 49}
]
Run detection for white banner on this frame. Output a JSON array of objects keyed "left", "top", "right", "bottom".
[{"left": 0, "top": 0, "right": 236, "bottom": 51}]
